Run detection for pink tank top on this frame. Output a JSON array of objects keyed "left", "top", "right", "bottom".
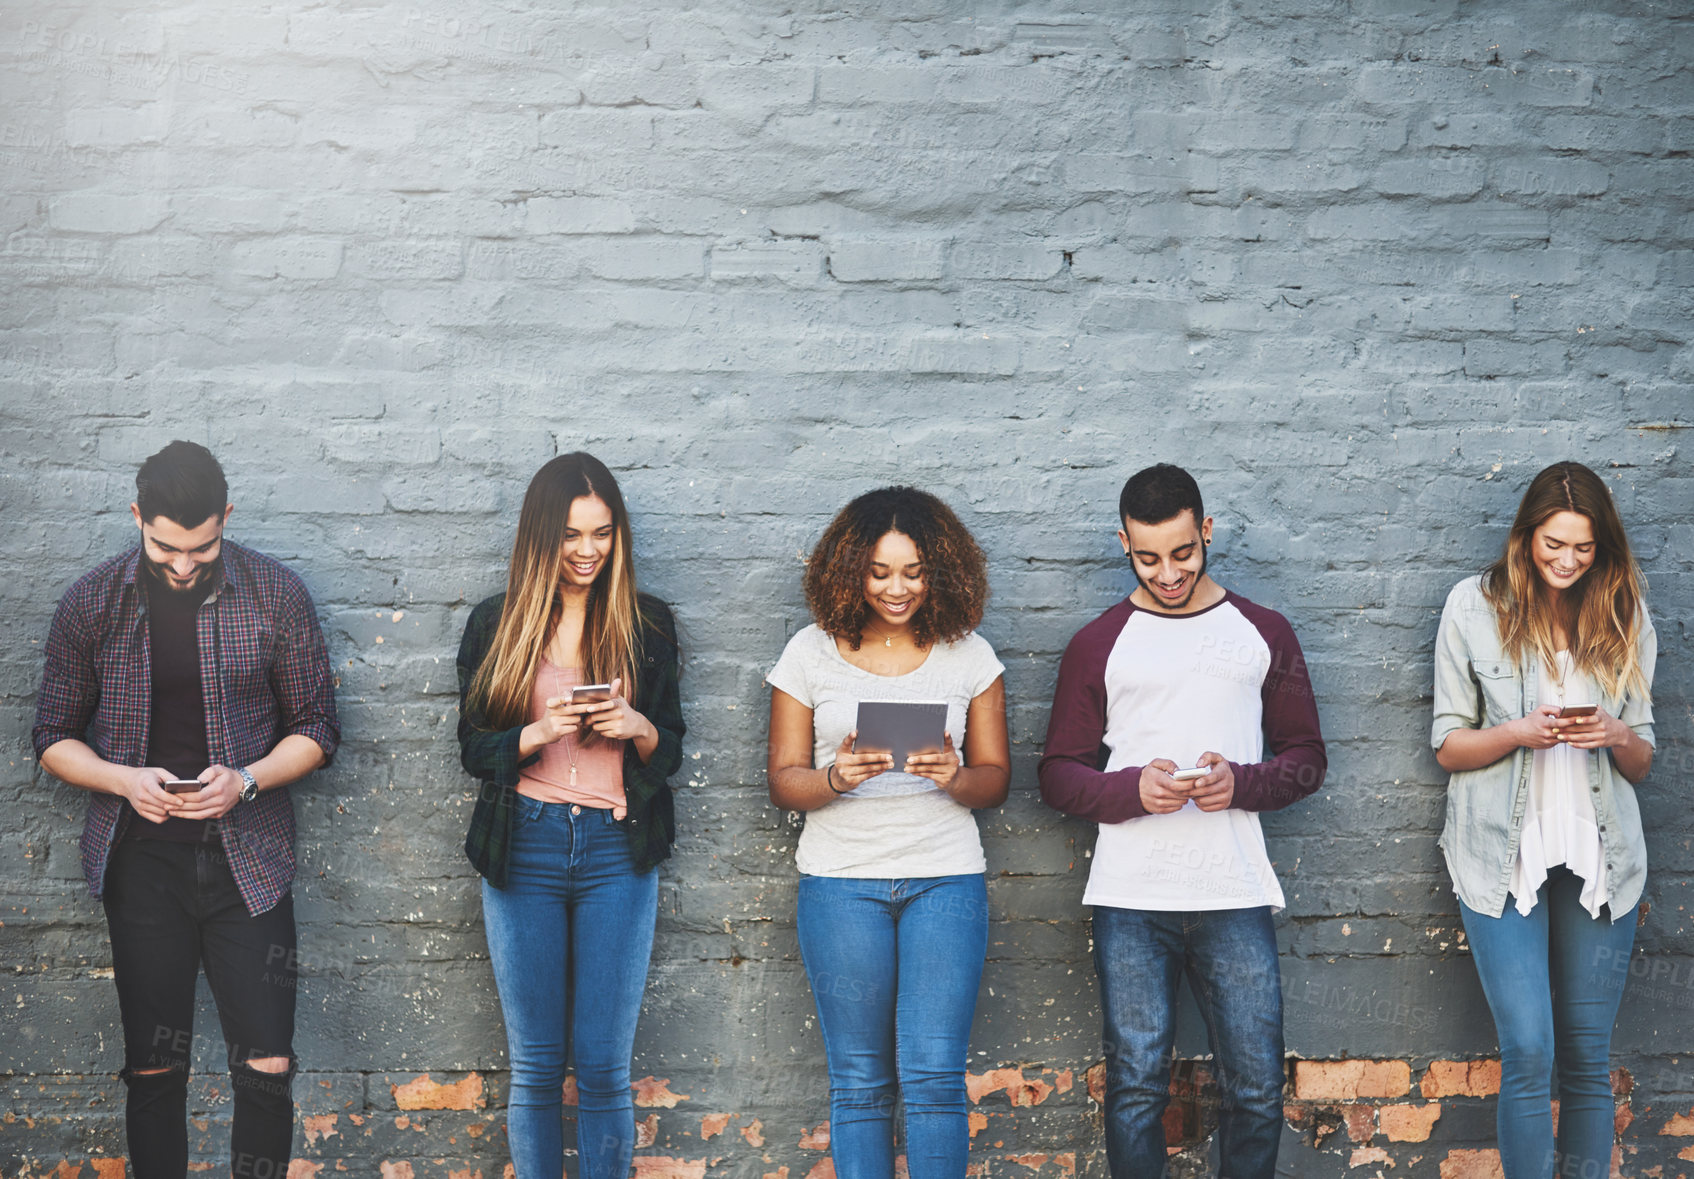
[{"left": 517, "top": 661, "right": 627, "bottom": 816}]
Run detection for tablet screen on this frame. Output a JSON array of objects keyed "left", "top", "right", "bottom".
[{"left": 853, "top": 699, "right": 948, "bottom": 771}]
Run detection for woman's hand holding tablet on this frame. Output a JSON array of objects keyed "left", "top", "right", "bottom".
[{"left": 829, "top": 730, "right": 895, "bottom": 792}]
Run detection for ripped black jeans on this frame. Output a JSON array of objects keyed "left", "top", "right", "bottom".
[{"left": 103, "top": 838, "right": 297, "bottom": 1179}]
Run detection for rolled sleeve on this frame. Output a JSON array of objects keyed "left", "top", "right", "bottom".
[
  {"left": 32, "top": 592, "right": 99, "bottom": 759},
  {"left": 272, "top": 582, "right": 341, "bottom": 763},
  {"left": 1619, "top": 617, "right": 1657, "bottom": 748},
  {"left": 1430, "top": 586, "right": 1482, "bottom": 752}
]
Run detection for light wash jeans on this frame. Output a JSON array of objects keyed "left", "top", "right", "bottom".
[
  {"left": 482, "top": 797, "right": 659, "bottom": 1179},
  {"left": 796, "top": 873, "right": 989, "bottom": 1179},
  {"left": 1460, "top": 866, "right": 1635, "bottom": 1179}
]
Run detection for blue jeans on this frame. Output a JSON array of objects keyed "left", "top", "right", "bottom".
[
  {"left": 796, "top": 873, "right": 988, "bottom": 1179},
  {"left": 1093, "top": 905, "right": 1285, "bottom": 1179},
  {"left": 1459, "top": 867, "right": 1636, "bottom": 1179},
  {"left": 482, "top": 798, "right": 659, "bottom": 1179}
]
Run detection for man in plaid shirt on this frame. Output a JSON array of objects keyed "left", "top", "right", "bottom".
[{"left": 32, "top": 441, "right": 339, "bottom": 1179}]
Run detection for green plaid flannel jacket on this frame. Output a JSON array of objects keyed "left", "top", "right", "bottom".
[{"left": 457, "top": 591, "right": 684, "bottom": 886}]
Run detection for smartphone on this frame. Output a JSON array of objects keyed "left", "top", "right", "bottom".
[
  {"left": 1556, "top": 704, "right": 1598, "bottom": 719},
  {"left": 570, "top": 684, "right": 614, "bottom": 705},
  {"left": 163, "top": 778, "right": 202, "bottom": 794},
  {"left": 1170, "top": 767, "right": 1208, "bottom": 781}
]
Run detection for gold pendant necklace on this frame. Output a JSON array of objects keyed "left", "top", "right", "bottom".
[{"left": 555, "top": 664, "right": 580, "bottom": 786}]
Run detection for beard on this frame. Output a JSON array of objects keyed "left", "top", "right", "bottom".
[
  {"left": 1133, "top": 544, "right": 1208, "bottom": 612},
  {"left": 142, "top": 552, "right": 219, "bottom": 594}
]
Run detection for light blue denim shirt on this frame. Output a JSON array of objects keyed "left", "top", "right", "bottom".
[{"left": 1431, "top": 575, "right": 1657, "bottom": 921}]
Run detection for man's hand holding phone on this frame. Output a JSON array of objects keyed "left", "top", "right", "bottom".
[
  {"left": 169, "top": 766, "right": 242, "bottom": 820},
  {"left": 1184, "top": 751, "right": 1235, "bottom": 812},
  {"left": 1141, "top": 753, "right": 1234, "bottom": 814},
  {"left": 119, "top": 766, "right": 178, "bottom": 824},
  {"left": 1139, "top": 760, "right": 1190, "bottom": 814}
]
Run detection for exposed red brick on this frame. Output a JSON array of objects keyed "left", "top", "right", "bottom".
[
  {"left": 1380, "top": 1103, "right": 1442, "bottom": 1143},
  {"left": 1612, "top": 1067, "right": 1633, "bottom": 1097},
  {"left": 799, "top": 1122, "right": 831, "bottom": 1151},
  {"left": 51, "top": 1163, "right": 81, "bottom": 1179},
  {"left": 90, "top": 1164, "right": 124, "bottom": 1179},
  {"left": 1678, "top": 1144, "right": 1694, "bottom": 1161},
  {"left": 631, "top": 1159, "right": 706, "bottom": 1179},
  {"left": 1294, "top": 1060, "right": 1411, "bottom": 1102},
  {"left": 1421, "top": 1060, "right": 1502, "bottom": 1099},
  {"left": 1616, "top": 1101, "right": 1634, "bottom": 1137},
  {"left": 1661, "top": 1109, "right": 1694, "bottom": 1135},
  {"left": 1351, "top": 1146, "right": 1391, "bottom": 1167},
  {"left": 1085, "top": 1063, "right": 1106, "bottom": 1105},
  {"left": 968, "top": 1113, "right": 988, "bottom": 1139},
  {"left": 1055, "top": 1070, "right": 1074, "bottom": 1094},
  {"left": 1438, "top": 1148, "right": 1505, "bottom": 1179},
  {"left": 763, "top": 1169, "right": 790, "bottom": 1179},
  {"left": 1162, "top": 1096, "right": 1203, "bottom": 1146},
  {"left": 562, "top": 1076, "right": 579, "bottom": 1107},
  {"left": 741, "top": 1118, "right": 765, "bottom": 1147},
  {"left": 302, "top": 1114, "right": 338, "bottom": 1145},
  {"left": 286, "top": 1163, "right": 323, "bottom": 1179},
  {"left": 894, "top": 1157, "right": 908, "bottom": 1179},
  {"left": 632, "top": 1077, "right": 690, "bottom": 1109},
  {"left": 803, "top": 1160, "right": 836, "bottom": 1179},
  {"left": 379, "top": 1164, "right": 415, "bottom": 1179},
  {"left": 392, "top": 1074, "right": 485, "bottom": 1111},
  {"left": 636, "top": 1115, "right": 659, "bottom": 1148},
  {"left": 1344, "top": 1105, "right": 1376, "bottom": 1144},
  {"left": 966, "top": 1068, "right": 1054, "bottom": 1107},
  {"left": 700, "top": 1113, "right": 731, "bottom": 1140},
  {"left": 1054, "top": 1154, "right": 1075, "bottom": 1179}
]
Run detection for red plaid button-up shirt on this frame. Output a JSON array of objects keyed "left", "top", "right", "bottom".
[{"left": 32, "top": 541, "right": 340, "bottom": 915}]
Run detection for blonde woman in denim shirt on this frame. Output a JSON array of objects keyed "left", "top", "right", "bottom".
[{"left": 1432, "top": 461, "right": 1656, "bottom": 1179}]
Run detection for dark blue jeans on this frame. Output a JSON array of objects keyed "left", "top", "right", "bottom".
[
  {"left": 1459, "top": 867, "right": 1636, "bottom": 1179},
  {"left": 796, "top": 873, "right": 988, "bottom": 1179},
  {"left": 1092, "top": 905, "right": 1285, "bottom": 1179},
  {"left": 481, "top": 798, "right": 659, "bottom": 1179}
]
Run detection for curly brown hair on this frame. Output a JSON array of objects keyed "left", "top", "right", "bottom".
[{"left": 803, "top": 486, "right": 989, "bottom": 650}]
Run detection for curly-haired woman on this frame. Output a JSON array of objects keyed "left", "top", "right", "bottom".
[
  {"left": 457, "top": 453, "right": 685, "bottom": 1179},
  {"left": 1433, "top": 461, "right": 1656, "bottom": 1179},
  {"left": 766, "top": 486, "right": 1010, "bottom": 1179}
]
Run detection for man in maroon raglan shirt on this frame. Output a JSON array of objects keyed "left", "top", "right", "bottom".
[{"left": 1038, "top": 463, "right": 1326, "bottom": 1178}]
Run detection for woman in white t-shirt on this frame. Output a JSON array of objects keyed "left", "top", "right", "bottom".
[
  {"left": 767, "top": 486, "right": 1009, "bottom": 1179},
  {"left": 1431, "top": 461, "right": 1656, "bottom": 1179}
]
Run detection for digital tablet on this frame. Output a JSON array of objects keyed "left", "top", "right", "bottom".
[{"left": 853, "top": 700, "right": 948, "bottom": 770}]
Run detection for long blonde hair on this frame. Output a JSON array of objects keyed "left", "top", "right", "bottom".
[
  {"left": 468, "top": 453, "right": 645, "bottom": 732},
  {"left": 1481, "top": 461, "right": 1649, "bottom": 702}
]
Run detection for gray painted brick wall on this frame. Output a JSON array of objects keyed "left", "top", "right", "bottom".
[{"left": 1, "top": 1, "right": 1690, "bottom": 1176}]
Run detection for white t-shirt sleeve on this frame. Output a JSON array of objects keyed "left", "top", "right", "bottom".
[
  {"left": 765, "top": 625, "right": 819, "bottom": 709},
  {"left": 963, "top": 633, "right": 1006, "bottom": 699}
]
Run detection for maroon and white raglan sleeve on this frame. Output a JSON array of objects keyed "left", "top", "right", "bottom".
[
  {"left": 1037, "top": 599, "right": 1149, "bottom": 824},
  {"left": 1228, "top": 595, "right": 1327, "bottom": 811}
]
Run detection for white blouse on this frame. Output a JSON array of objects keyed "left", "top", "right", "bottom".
[{"left": 1509, "top": 651, "right": 1609, "bottom": 918}]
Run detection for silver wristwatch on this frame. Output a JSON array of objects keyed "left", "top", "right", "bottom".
[{"left": 236, "top": 767, "right": 259, "bottom": 803}]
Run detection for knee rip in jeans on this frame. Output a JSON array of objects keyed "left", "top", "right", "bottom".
[
  {"left": 122, "top": 1061, "right": 188, "bottom": 1087},
  {"left": 231, "top": 1055, "right": 297, "bottom": 1103}
]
